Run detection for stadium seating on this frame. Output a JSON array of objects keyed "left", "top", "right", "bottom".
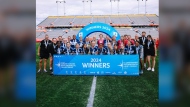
[{"left": 36, "top": 14, "right": 159, "bottom": 41}]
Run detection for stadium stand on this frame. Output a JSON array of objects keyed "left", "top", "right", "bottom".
[{"left": 36, "top": 14, "right": 159, "bottom": 41}]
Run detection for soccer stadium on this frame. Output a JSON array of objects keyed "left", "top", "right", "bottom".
[
  {"left": 36, "top": 0, "right": 159, "bottom": 106},
  {"left": 36, "top": 14, "right": 159, "bottom": 107}
]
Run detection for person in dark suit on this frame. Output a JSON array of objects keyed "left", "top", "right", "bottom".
[
  {"left": 81, "top": 43, "right": 89, "bottom": 55},
  {"left": 146, "top": 35, "right": 157, "bottom": 72},
  {"left": 37, "top": 34, "right": 52, "bottom": 73},
  {"left": 125, "top": 41, "right": 136, "bottom": 55},
  {"left": 49, "top": 38, "right": 57, "bottom": 71},
  {"left": 138, "top": 31, "right": 148, "bottom": 68}
]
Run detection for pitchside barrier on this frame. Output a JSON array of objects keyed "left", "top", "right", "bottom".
[{"left": 53, "top": 55, "right": 139, "bottom": 76}]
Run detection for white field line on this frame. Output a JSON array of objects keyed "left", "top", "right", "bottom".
[{"left": 86, "top": 76, "right": 97, "bottom": 107}]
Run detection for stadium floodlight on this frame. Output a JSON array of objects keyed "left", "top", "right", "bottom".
[
  {"left": 142, "top": 0, "right": 147, "bottom": 15},
  {"left": 56, "top": 1, "right": 66, "bottom": 16},
  {"left": 89, "top": 0, "right": 92, "bottom": 15},
  {"left": 137, "top": 0, "right": 139, "bottom": 14},
  {"left": 82, "top": 0, "right": 88, "bottom": 15},
  {"left": 110, "top": 0, "right": 120, "bottom": 15}
]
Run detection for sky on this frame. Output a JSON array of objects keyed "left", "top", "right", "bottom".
[{"left": 36, "top": 0, "right": 159, "bottom": 25}]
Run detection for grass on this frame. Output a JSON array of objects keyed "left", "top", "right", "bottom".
[{"left": 36, "top": 43, "right": 158, "bottom": 107}]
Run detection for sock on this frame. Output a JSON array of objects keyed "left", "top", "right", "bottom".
[{"left": 144, "top": 63, "right": 146, "bottom": 67}]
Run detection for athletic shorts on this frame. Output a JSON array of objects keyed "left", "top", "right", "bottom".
[{"left": 39, "top": 52, "right": 49, "bottom": 59}]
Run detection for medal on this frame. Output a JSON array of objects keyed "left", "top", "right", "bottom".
[
  {"left": 58, "top": 48, "right": 61, "bottom": 54},
  {"left": 67, "top": 48, "right": 69, "bottom": 55},
  {"left": 136, "top": 46, "right": 139, "bottom": 54},
  {"left": 45, "top": 40, "right": 48, "bottom": 49},
  {"left": 83, "top": 48, "right": 86, "bottom": 55},
  {"left": 142, "top": 37, "right": 145, "bottom": 45},
  {"left": 128, "top": 46, "right": 131, "bottom": 55},
  {"left": 147, "top": 41, "right": 151, "bottom": 49},
  {"left": 92, "top": 48, "right": 94, "bottom": 55}
]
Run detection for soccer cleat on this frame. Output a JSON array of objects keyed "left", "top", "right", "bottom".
[
  {"left": 44, "top": 69, "right": 47, "bottom": 73},
  {"left": 151, "top": 68, "right": 155, "bottom": 72},
  {"left": 147, "top": 67, "right": 151, "bottom": 71},
  {"left": 140, "top": 70, "right": 143, "bottom": 74},
  {"left": 37, "top": 69, "right": 41, "bottom": 73}
]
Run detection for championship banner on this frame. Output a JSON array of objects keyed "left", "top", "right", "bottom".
[{"left": 53, "top": 55, "right": 139, "bottom": 76}]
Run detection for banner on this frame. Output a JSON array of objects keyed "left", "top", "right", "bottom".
[
  {"left": 53, "top": 55, "right": 139, "bottom": 76},
  {"left": 76, "top": 22, "right": 120, "bottom": 41}
]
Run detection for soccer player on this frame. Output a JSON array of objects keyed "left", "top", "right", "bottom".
[
  {"left": 146, "top": 35, "right": 157, "bottom": 72},
  {"left": 119, "top": 43, "right": 125, "bottom": 55},
  {"left": 97, "top": 43, "right": 107, "bottom": 55},
  {"left": 55, "top": 41, "right": 64, "bottom": 54},
  {"left": 125, "top": 41, "right": 136, "bottom": 55},
  {"left": 49, "top": 38, "right": 57, "bottom": 71},
  {"left": 70, "top": 35, "right": 79, "bottom": 48},
  {"left": 103, "top": 35, "right": 111, "bottom": 47},
  {"left": 82, "top": 43, "right": 89, "bottom": 55},
  {"left": 127, "top": 35, "right": 135, "bottom": 45},
  {"left": 135, "top": 41, "right": 144, "bottom": 74},
  {"left": 63, "top": 42, "right": 73, "bottom": 55},
  {"left": 67, "top": 36, "right": 72, "bottom": 44},
  {"left": 117, "top": 35, "right": 124, "bottom": 49},
  {"left": 97, "top": 34, "right": 104, "bottom": 47},
  {"left": 105, "top": 42, "right": 113, "bottom": 55},
  {"left": 89, "top": 41, "right": 98, "bottom": 55},
  {"left": 139, "top": 31, "right": 148, "bottom": 68},
  {"left": 113, "top": 44, "right": 119, "bottom": 55},
  {"left": 123, "top": 34, "right": 128, "bottom": 47},
  {"left": 84, "top": 37, "right": 90, "bottom": 47},
  {"left": 134, "top": 34, "right": 139, "bottom": 42},
  {"left": 92, "top": 36, "right": 98, "bottom": 46},
  {"left": 38, "top": 34, "right": 52, "bottom": 73},
  {"left": 73, "top": 43, "right": 82, "bottom": 55},
  {"left": 79, "top": 36, "right": 84, "bottom": 48},
  {"left": 61, "top": 38, "right": 67, "bottom": 49},
  {"left": 111, "top": 35, "right": 117, "bottom": 48},
  {"left": 57, "top": 36, "right": 63, "bottom": 44}
]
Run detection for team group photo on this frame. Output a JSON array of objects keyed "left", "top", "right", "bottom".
[{"left": 36, "top": 0, "right": 159, "bottom": 106}]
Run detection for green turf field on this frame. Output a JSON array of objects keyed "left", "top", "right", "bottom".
[{"left": 36, "top": 43, "right": 158, "bottom": 107}]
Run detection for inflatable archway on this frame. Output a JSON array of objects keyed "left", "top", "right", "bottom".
[{"left": 76, "top": 22, "right": 120, "bottom": 40}]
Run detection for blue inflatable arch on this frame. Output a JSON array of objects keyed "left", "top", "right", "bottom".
[{"left": 76, "top": 22, "right": 120, "bottom": 40}]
